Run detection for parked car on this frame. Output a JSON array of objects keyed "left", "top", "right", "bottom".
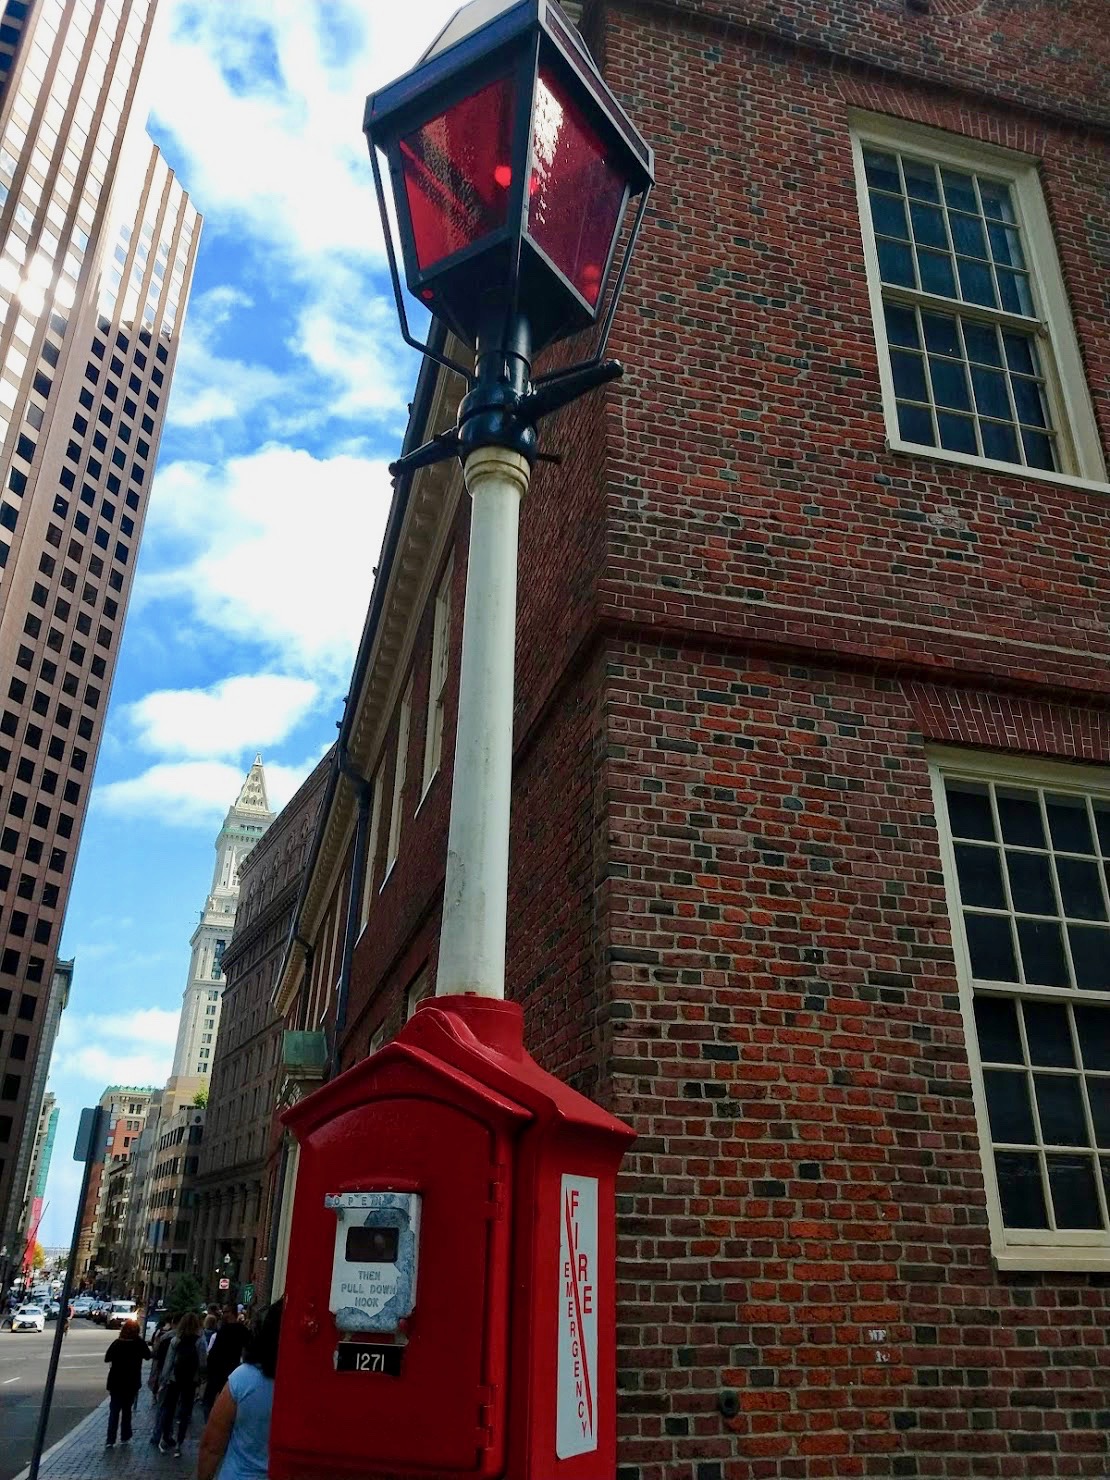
[
  {"left": 106, "top": 1300, "right": 138, "bottom": 1329},
  {"left": 71, "top": 1297, "right": 93, "bottom": 1316},
  {"left": 46, "top": 1301, "right": 60, "bottom": 1320},
  {"left": 11, "top": 1305, "right": 45, "bottom": 1333}
]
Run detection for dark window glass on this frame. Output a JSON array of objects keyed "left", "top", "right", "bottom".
[
  {"left": 1006, "top": 851, "right": 1055, "bottom": 915},
  {"left": 1056, "top": 857, "right": 1108, "bottom": 921},
  {"left": 1088, "top": 1080, "right": 1110, "bottom": 1150},
  {"left": 1017, "top": 919, "right": 1069, "bottom": 988},
  {"left": 975, "top": 997, "right": 1024, "bottom": 1064},
  {"left": 1033, "top": 1074, "right": 1088, "bottom": 1146},
  {"left": 996, "top": 790, "right": 1045, "bottom": 848},
  {"left": 1076, "top": 1007, "right": 1110, "bottom": 1069},
  {"left": 1068, "top": 926, "right": 1110, "bottom": 991},
  {"left": 965, "top": 912, "right": 1018, "bottom": 981},
  {"left": 1021, "top": 1001, "right": 1074, "bottom": 1067},
  {"left": 1047, "top": 1155, "right": 1101, "bottom": 1228},
  {"left": 994, "top": 1151, "right": 1048, "bottom": 1228},
  {"left": 984, "top": 1068, "right": 1036, "bottom": 1143},
  {"left": 16, "top": 434, "right": 34, "bottom": 461},
  {"left": 1046, "top": 795, "right": 1095, "bottom": 855},
  {"left": 955, "top": 843, "right": 1005, "bottom": 908}
]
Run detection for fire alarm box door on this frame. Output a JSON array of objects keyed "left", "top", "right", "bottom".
[{"left": 281, "top": 1089, "right": 519, "bottom": 1479}]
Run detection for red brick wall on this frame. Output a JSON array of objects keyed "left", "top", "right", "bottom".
[
  {"left": 585, "top": 2, "right": 1110, "bottom": 1474},
  {"left": 597, "top": 2, "right": 1110, "bottom": 696},
  {"left": 604, "top": 643, "right": 1110, "bottom": 1477}
]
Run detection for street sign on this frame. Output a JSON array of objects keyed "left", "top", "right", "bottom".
[
  {"left": 241, "top": 1283, "right": 255, "bottom": 1305},
  {"left": 218, "top": 1278, "right": 230, "bottom": 1291},
  {"left": 73, "top": 1107, "right": 106, "bottom": 1165}
]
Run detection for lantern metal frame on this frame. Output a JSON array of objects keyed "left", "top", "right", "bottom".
[{"left": 364, "top": 0, "right": 654, "bottom": 473}]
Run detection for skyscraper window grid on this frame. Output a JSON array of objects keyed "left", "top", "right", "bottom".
[{"left": 0, "top": 0, "right": 199, "bottom": 1278}]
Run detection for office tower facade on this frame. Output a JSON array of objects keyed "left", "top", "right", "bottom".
[
  {"left": 16, "top": 1081, "right": 53, "bottom": 1268},
  {"left": 5, "top": 948, "right": 65, "bottom": 1264},
  {"left": 74, "top": 1081, "right": 153, "bottom": 1281},
  {"left": 164, "top": 758, "right": 275, "bottom": 1112},
  {"left": 0, "top": 0, "right": 199, "bottom": 1270}
]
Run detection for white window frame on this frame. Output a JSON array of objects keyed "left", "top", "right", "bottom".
[
  {"left": 421, "top": 555, "right": 453, "bottom": 799},
  {"left": 930, "top": 745, "right": 1110, "bottom": 1271},
  {"left": 383, "top": 673, "right": 413, "bottom": 885},
  {"left": 850, "top": 112, "right": 1107, "bottom": 494},
  {"left": 358, "top": 763, "right": 384, "bottom": 932},
  {"left": 406, "top": 966, "right": 433, "bottom": 1021}
]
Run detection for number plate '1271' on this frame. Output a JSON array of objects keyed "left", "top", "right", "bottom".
[{"left": 335, "top": 1345, "right": 403, "bottom": 1376}]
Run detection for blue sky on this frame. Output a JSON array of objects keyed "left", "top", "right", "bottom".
[{"left": 38, "top": 0, "right": 462, "bottom": 1249}]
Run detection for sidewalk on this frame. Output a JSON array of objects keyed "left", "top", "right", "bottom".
[{"left": 14, "top": 1395, "right": 205, "bottom": 1480}]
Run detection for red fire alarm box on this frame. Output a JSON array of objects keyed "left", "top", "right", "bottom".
[{"left": 270, "top": 996, "right": 633, "bottom": 1480}]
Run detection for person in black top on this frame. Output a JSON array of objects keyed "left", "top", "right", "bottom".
[
  {"left": 103, "top": 1319, "right": 152, "bottom": 1446},
  {"left": 202, "top": 1306, "right": 250, "bottom": 1417}
]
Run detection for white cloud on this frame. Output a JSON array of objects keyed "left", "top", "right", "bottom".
[
  {"left": 124, "top": 675, "right": 320, "bottom": 760},
  {"left": 138, "top": 445, "right": 394, "bottom": 681},
  {"left": 50, "top": 1007, "right": 180, "bottom": 1089},
  {"left": 152, "top": 1, "right": 461, "bottom": 265},
  {"left": 94, "top": 751, "right": 324, "bottom": 827}
]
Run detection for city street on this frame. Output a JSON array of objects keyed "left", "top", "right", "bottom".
[{"left": 0, "top": 1323, "right": 115, "bottom": 1480}]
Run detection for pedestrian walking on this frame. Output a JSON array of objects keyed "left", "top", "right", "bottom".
[
  {"left": 202, "top": 1305, "right": 250, "bottom": 1418},
  {"left": 103, "top": 1319, "right": 152, "bottom": 1447},
  {"left": 151, "top": 1310, "right": 207, "bottom": 1457},
  {"left": 197, "top": 1302, "right": 282, "bottom": 1480}
]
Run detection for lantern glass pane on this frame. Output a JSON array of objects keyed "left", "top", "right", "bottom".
[
  {"left": 400, "top": 75, "right": 515, "bottom": 275},
  {"left": 529, "top": 66, "right": 626, "bottom": 306}
]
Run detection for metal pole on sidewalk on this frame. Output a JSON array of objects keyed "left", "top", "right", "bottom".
[{"left": 27, "top": 1105, "right": 105, "bottom": 1480}]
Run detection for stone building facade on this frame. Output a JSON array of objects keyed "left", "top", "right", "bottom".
[
  {"left": 271, "top": 3, "right": 1110, "bottom": 1476},
  {"left": 191, "top": 754, "right": 329, "bottom": 1306}
]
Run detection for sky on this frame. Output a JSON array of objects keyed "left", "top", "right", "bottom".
[{"left": 38, "top": 0, "right": 464, "bottom": 1249}]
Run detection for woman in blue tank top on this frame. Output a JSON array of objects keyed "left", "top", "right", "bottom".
[{"left": 197, "top": 1301, "right": 283, "bottom": 1480}]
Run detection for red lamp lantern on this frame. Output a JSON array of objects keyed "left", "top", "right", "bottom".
[{"left": 364, "top": 0, "right": 654, "bottom": 363}]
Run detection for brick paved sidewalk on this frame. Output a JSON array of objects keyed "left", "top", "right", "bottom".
[{"left": 14, "top": 1393, "right": 206, "bottom": 1479}]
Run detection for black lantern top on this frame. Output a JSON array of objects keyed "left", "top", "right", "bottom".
[{"left": 365, "top": 0, "right": 654, "bottom": 356}]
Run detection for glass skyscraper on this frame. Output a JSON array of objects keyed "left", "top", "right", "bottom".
[{"left": 0, "top": 0, "right": 200, "bottom": 1279}]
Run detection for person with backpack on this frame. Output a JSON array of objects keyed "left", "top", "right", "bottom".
[{"left": 152, "top": 1311, "right": 207, "bottom": 1457}]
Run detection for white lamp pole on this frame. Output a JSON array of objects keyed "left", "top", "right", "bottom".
[{"left": 434, "top": 445, "right": 531, "bottom": 1001}]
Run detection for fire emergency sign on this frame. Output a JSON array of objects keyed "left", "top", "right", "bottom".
[{"left": 557, "top": 1176, "right": 598, "bottom": 1458}]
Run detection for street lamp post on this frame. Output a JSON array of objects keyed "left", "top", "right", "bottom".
[{"left": 364, "top": 0, "right": 653, "bottom": 1005}]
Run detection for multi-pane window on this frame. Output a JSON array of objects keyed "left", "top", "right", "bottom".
[
  {"left": 422, "top": 556, "right": 453, "bottom": 793},
  {"left": 384, "top": 674, "right": 413, "bottom": 882},
  {"left": 863, "top": 149, "right": 1054, "bottom": 469},
  {"left": 358, "top": 763, "right": 383, "bottom": 930},
  {"left": 933, "top": 752, "right": 1110, "bottom": 1267},
  {"left": 852, "top": 116, "right": 1106, "bottom": 488}
]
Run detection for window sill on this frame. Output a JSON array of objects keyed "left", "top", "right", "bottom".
[
  {"left": 993, "top": 1248, "right": 1110, "bottom": 1274},
  {"left": 888, "top": 436, "right": 1110, "bottom": 496}
]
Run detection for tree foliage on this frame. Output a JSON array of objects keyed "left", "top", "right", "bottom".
[
  {"left": 166, "top": 1272, "right": 203, "bottom": 1316},
  {"left": 192, "top": 1088, "right": 209, "bottom": 1108}
]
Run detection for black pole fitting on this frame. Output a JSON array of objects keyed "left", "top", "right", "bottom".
[{"left": 387, "top": 305, "right": 625, "bottom": 479}]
